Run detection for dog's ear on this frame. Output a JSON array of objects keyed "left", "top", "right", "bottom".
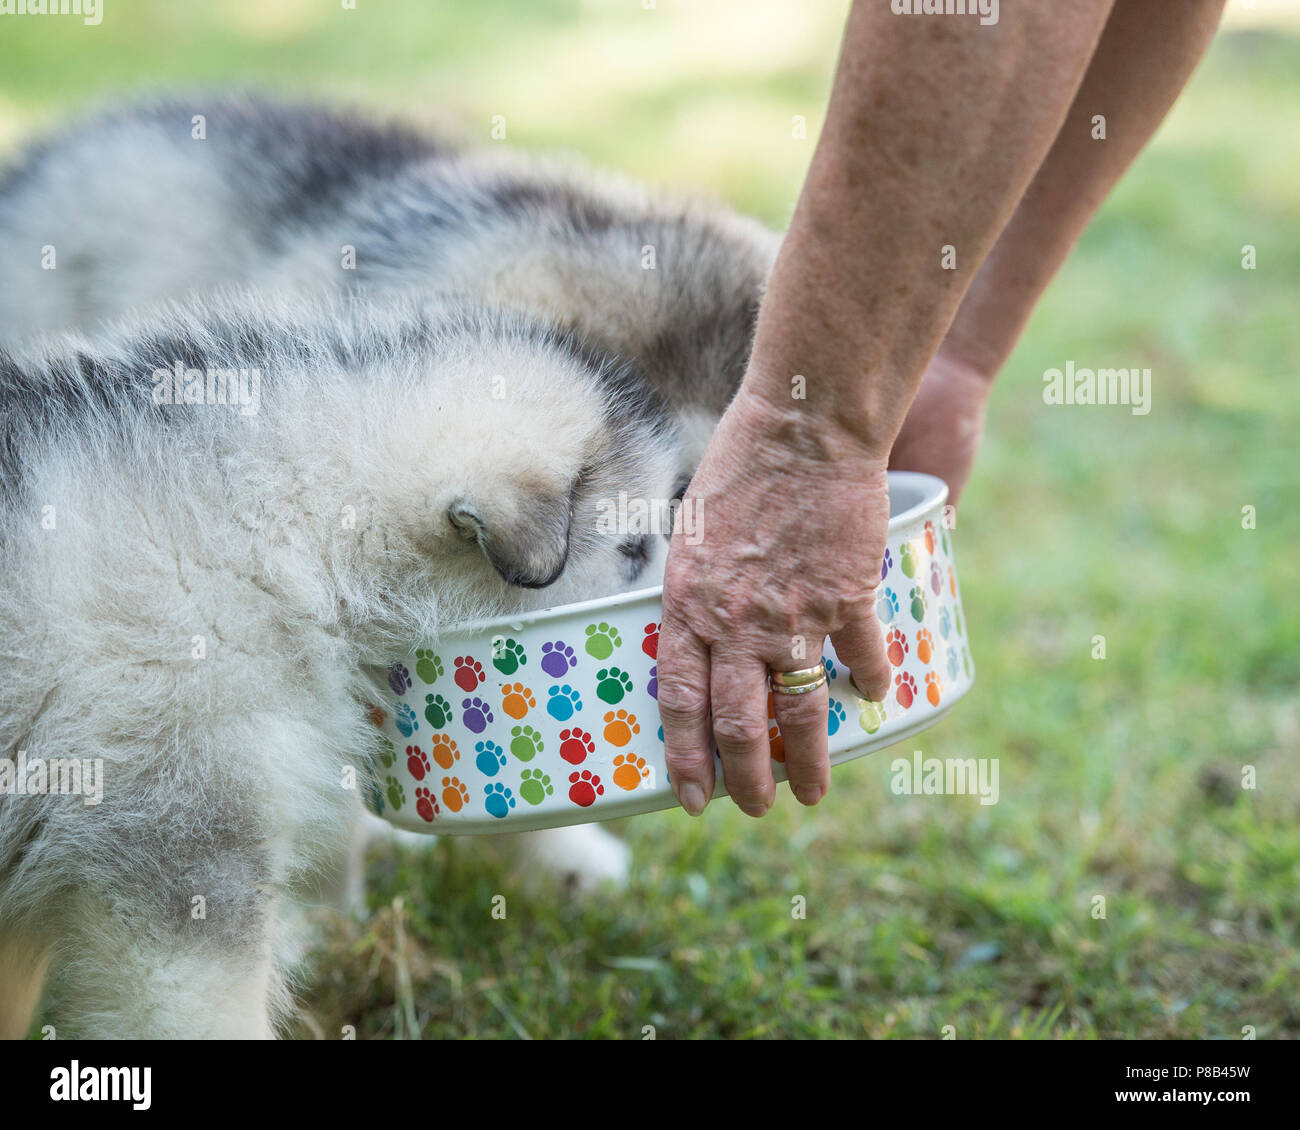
[{"left": 447, "top": 490, "right": 571, "bottom": 589}]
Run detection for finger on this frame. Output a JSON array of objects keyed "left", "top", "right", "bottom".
[
  {"left": 830, "top": 611, "right": 891, "bottom": 703},
  {"left": 708, "top": 653, "right": 777, "bottom": 817},
  {"left": 655, "top": 614, "right": 716, "bottom": 816},
  {"left": 770, "top": 665, "right": 831, "bottom": 807}
]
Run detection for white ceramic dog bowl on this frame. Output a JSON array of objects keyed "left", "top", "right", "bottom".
[{"left": 365, "top": 471, "right": 973, "bottom": 833}]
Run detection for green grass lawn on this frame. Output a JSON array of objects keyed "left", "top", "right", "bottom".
[{"left": 5, "top": 1, "right": 1297, "bottom": 1039}]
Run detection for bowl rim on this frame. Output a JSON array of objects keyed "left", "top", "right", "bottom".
[{"left": 440, "top": 470, "right": 949, "bottom": 636}]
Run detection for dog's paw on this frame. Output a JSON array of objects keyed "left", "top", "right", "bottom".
[{"left": 512, "top": 823, "right": 630, "bottom": 896}]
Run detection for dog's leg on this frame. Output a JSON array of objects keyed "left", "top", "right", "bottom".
[
  {"left": 0, "top": 935, "right": 48, "bottom": 1040},
  {"left": 512, "top": 824, "right": 631, "bottom": 895}
]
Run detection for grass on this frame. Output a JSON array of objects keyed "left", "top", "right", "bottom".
[{"left": 5, "top": 1, "right": 1297, "bottom": 1039}]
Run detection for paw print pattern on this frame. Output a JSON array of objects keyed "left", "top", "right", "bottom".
[
  {"left": 518, "top": 769, "right": 554, "bottom": 806},
  {"left": 484, "top": 782, "right": 516, "bottom": 819},
  {"left": 491, "top": 637, "right": 526, "bottom": 675},
  {"left": 950, "top": 566, "right": 958, "bottom": 598},
  {"left": 915, "top": 628, "right": 934, "bottom": 664},
  {"left": 385, "top": 776, "right": 405, "bottom": 811},
  {"left": 895, "top": 671, "right": 917, "bottom": 709},
  {"left": 924, "top": 520, "right": 936, "bottom": 555},
  {"left": 415, "top": 786, "right": 439, "bottom": 823},
  {"left": 415, "top": 649, "right": 443, "bottom": 684},
  {"left": 647, "top": 665, "right": 658, "bottom": 699},
  {"left": 501, "top": 682, "right": 535, "bottom": 720},
  {"left": 584, "top": 622, "right": 622, "bottom": 660},
  {"left": 431, "top": 735, "right": 460, "bottom": 770},
  {"left": 374, "top": 736, "right": 396, "bottom": 769},
  {"left": 539, "top": 641, "right": 577, "bottom": 678},
  {"left": 568, "top": 769, "right": 604, "bottom": 807},
  {"left": 406, "top": 745, "right": 431, "bottom": 781},
  {"left": 909, "top": 585, "right": 927, "bottom": 623},
  {"left": 769, "top": 720, "right": 785, "bottom": 763},
  {"left": 946, "top": 645, "right": 960, "bottom": 681},
  {"left": 461, "top": 696, "right": 494, "bottom": 734},
  {"left": 827, "top": 699, "right": 847, "bottom": 736},
  {"left": 441, "top": 776, "right": 470, "bottom": 812},
  {"left": 424, "top": 693, "right": 452, "bottom": 729},
  {"left": 885, "top": 628, "right": 909, "bottom": 667},
  {"left": 642, "top": 622, "right": 659, "bottom": 659},
  {"left": 877, "top": 588, "right": 900, "bottom": 625},
  {"left": 612, "top": 754, "right": 649, "bottom": 791},
  {"left": 366, "top": 704, "right": 387, "bottom": 729},
  {"left": 880, "top": 548, "right": 893, "bottom": 580},
  {"left": 559, "top": 727, "right": 594, "bottom": 765},
  {"left": 388, "top": 663, "right": 412, "bottom": 695},
  {"left": 899, "top": 541, "right": 918, "bottom": 578},
  {"left": 509, "top": 725, "right": 543, "bottom": 763},
  {"left": 394, "top": 703, "right": 418, "bottom": 737},
  {"left": 474, "top": 740, "right": 507, "bottom": 777},
  {"left": 595, "top": 667, "right": 633, "bottom": 705},
  {"left": 602, "top": 709, "right": 640, "bottom": 747},
  {"left": 858, "top": 699, "right": 886, "bottom": 735},
  {"left": 929, "top": 559, "right": 943, "bottom": 597},
  {"left": 823, "top": 657, "right": 838, "bottom": 680},
  {"left": 925, "top": 671, "right": 942, "bottom": 706},
  {"left": 546, "top": 684, "right": 582, "bottom": 721},
  {"left": 452, "top": 656, "right": 485, "bottom": 693},
  {"left": 938, "top": 607, "right": 952, "bottom": 640}
]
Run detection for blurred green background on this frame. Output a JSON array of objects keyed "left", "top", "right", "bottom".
[{"left": 4, "top": 0, "right": 1297, "bottom": 1039}]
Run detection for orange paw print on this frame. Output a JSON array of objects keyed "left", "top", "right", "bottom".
[
  {"left": 602, "top": 708, "right": 640, "bottom": 746},
  {"left": 441, "top": 775, "right": 469, "bottom": 812},
  {"left": 366, "top": 703, "right": 386, "bottom": 728},
  {"left": 949, "top": 566, "right": 956, "bottom": 597},
  {"left": 885, "top": 627, "right": 909, "bottom": 667},
  {"left": 924, "top": 520, "right": 936, "bottom": 554},
  {"left": 915, "top": 628, "right": 934, "bottom": 664},
  {"left": 501, "top": 682, "right": 536, "bottom": 720},
  {"left": 924, "top": 670, "right": 942, "bottom": 706},
  {"left": 431, "top": 734, "right": 460, "bottom": 769},
  {"left": 768, "top": 720, "right": 785, "bottom": 763},
  {"left": 612, "top": 753, "right": 650, "bottom": 791}
]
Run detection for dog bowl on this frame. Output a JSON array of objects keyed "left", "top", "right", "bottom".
[{"left": 365, "top": 471, "right": 972, "bottom": 833}]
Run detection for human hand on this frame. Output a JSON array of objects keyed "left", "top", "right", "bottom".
[{"left": 656, "top": 389, "right": 893, "bottom": 818}]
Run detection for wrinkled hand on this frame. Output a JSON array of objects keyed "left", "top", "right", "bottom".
[{"left": 657, "top": 390, "right": 893, "bottom": 818}]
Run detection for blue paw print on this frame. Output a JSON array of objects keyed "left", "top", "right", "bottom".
[
  {"left": 823, "top": 657, "right": 838, "bottom": 680},
  {"left": 880, "top": 549, "right": 893, "bottom": 580},
  {"left": 394, "top": 703, "right": 418, "bottom": 737},
  {"left": 876, "top": 587, "right": 900, "bottom": 624},
  {"left": 827, "top": 699, "right": 847, "bottom": 736},
  {"left": 484, "top": 782, "right": 516, "bottom": 819},
  {"left": 939, "top": 606, "right": 952, "bottom": 639},
  {"left": 462, "top": 696, "right": 494, "bottom": 734},
  {"left": 657, "top": 723, "right": 664, "bottom": 743},
  {"left": 946, "top": 646, "right": 960, "bottom": 681},
  {"left": 546, "top": 684, "right": 582, "bottom": 721},
  {"left": 475, "top": 740, "right": 507, "bottom": 777}
]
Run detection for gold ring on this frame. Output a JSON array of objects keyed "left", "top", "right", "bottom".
[{"left": 769, "top": 663, "right": 828, "bottom": 696}]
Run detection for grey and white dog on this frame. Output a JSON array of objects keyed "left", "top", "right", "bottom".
[{"left": 0, "top": 97, "right": 778, "bottom": 1038}]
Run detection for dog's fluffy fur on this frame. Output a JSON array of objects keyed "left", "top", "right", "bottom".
[{"left": 0, "top": 96, "right": 778, "bottom": 1037}]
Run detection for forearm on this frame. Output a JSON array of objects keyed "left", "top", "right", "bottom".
[
  {"left": 743, "top": 0, "right": 1114, "bottom": 452},
  {"left": 941, "top": 0, "right": 1227, "bottom": 379}
]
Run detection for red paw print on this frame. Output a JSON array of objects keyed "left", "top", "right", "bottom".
[
  {"left": 453, "top": 656, "right": 485, "bottom": 692},
  {"left": 642, "top": 622, "right": 659, "bottom": 659},
  {"left": 885, "top": 628, "right": 909, "bottom": 667},
  {"left": 895, "top": 671, "right": 917, "bottom": 709},
  {"left": 559, "top": 727, "right": 594, "bottom": 765},
  {"left": 406, "top": 745, "right": 431, "bottom": 781},
  {"left": 415, "top": 786, "right": 439, "bottom": 823},
  {"left": 568, "top": 769, "right": 604, "bottom": 807}
]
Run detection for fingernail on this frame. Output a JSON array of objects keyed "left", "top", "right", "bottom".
[
  {"left": 678, "top": 782, "right": 707, "bottom": 816},
  {"left": 794, "top": 785, "right": 823, "bottom": 806},
  {"left": 739, "top": 801, "right": 770, "bottom": 818}
]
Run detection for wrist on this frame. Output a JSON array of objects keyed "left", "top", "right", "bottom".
[{"left": 732, "top": 379, "right": 895, "bottom": 470}]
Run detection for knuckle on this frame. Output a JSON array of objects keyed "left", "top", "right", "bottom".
[
  {"left": 710, "top": 714, "right": 770, "bottom": 751},
  {"left": 655, "top": 677, "right": 710, "bottom": 722}
]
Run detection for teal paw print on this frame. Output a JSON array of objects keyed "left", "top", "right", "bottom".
[
  {"left": 484, "top": 782, "right": 516, "bottom": 819},
  {"left": 909, "top": 585, "right": 927, "bottom": 623},
  {"left": 876, "top": 588, "right": 899, "bottom": 624},
  {"left": 386, "top": 776, "right": 406, "bottom": 811},
  {"left": 509, "top": 724, "right": 544, "bottom": 762},
  {"left": 491, "top": 637, "right": 526, "bottom": 675},
  {"left": 366, "top": 773, "right": 385, "bottom": 815},
  {"left": 519, "top": 769, "right": 554, "bottom": 806},
  {"left": 596, "top": 666, "right": 633, "bottom": 705},
  {"left": 375, "top": 736, "right": 397, "bottom": 769},
  {"left": 424, "top": 693, "right": 452, "bottom": 729},
  {"left": 394, "top": 703, "right": 418, "bottom": 737},
  {"left": 415, "top": 649, "right": 443, "bottom": 684},
  {"left": 474, "top": 740, "right": 507, "bottom": 777},
  {"left": 546, "top": 684, "right": 582, "bottom": 721},
  {"left": 827, "top": 699, "right": 847, "bottom": 735},
  {"left": 584, "top": 622, "right": 622, "bottom": 660},
  {"left": 899, "top": 541, "right": 919, "bottom": 578},
  {"left": 858, "top": 699, "right": 887, "bottom": 735}
]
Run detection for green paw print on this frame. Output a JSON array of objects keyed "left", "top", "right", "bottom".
[
  {"left": 424, "top": 693, "right": 452, "bottom": 729},
  {"left": 386, "top": 776, "right": 406, "bottom": 811},
  {"left": 492, "top": 637, "right": 526, "bottom": 675},
  {"left": 941, "top": 524, "right": 950, "bottom": 556},
  {"left": 899, "top": 541, "right": 919, "bottom": 578},
  {"left": 519, "top": 769, "right": 554, "bottom": 806},
  {"left": 415, "top": 649, "right": 443, "bottom": 684},
  {"left": 858, "top": 699, "right": 887, "bottom": 735},
  {"left": 909, "top": 585, "right": 927, "bottom": 623},
  {"left": 584, "top": 621, "right": 622, "bottom": 660},
  {"left": 963, "top": 647, "right": 972, "bottom": 678},
  {"left": 375, "top": 736, "right": 397, "bottom": 769},
  {"left": 510, "top": 724, "right": 544, "bottom": 762},
  {"left": 955, "top": 607, "right": 964, "bottom": 637},
  {"left": 595, "top": 666, "right": 634, "bottom": 705},
  {"left": 366, "top": 773, "right": 385, "bottom": 815}
]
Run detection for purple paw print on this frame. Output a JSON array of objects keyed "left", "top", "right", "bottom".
[
  {"left": 388, "top": 663, "right": 412, "bottom": 695},
  {"left": 647, "top": 664, "right": 658, "bottom": 699},
  {"left": 881, "top": 549, "right": 893, "bottom": 580},
  {"left": 540, "top": 641, "right": 577, "bottom": 679},
  {"left": 929, "top": 559, "right": 943, "bottom": 596},
  {"left": 462, "top": 697, "right": 494, "bottom": 734}
]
